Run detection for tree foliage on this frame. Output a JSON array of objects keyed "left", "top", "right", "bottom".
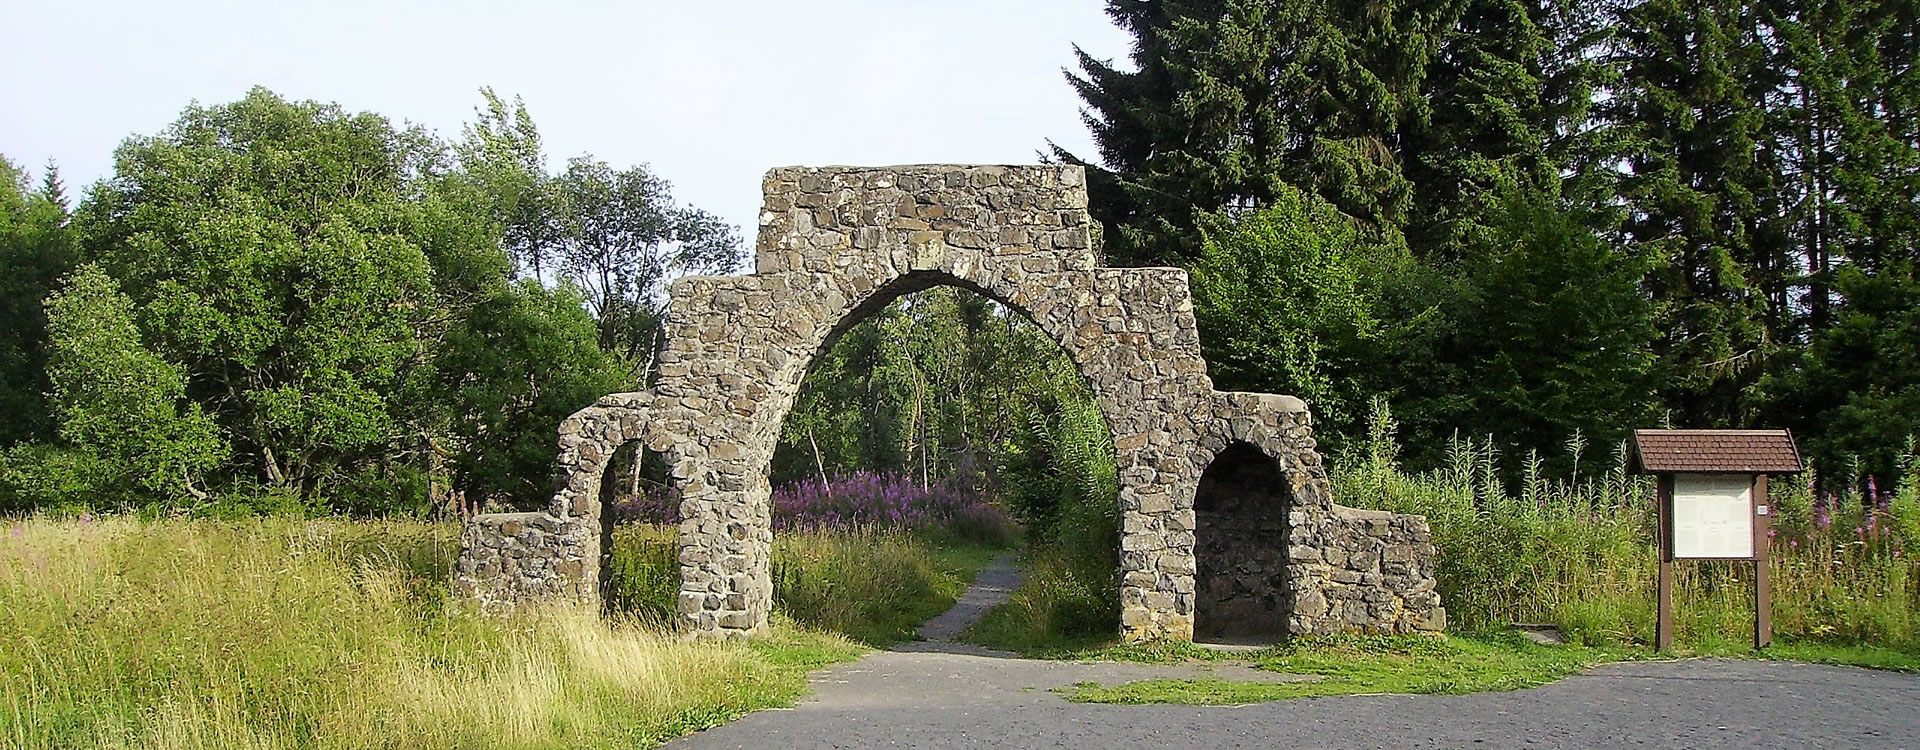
[
  {"left": 38, "top": 265, "right": 227, "bottom": 501},
  {"left": 1188, "top": 186, "right": 1388, "bottom": 439},
  {"left": 455, "top": 94, "right": 744, "bottom": 373},
  {"left": 1064, "top": 0, "right": 1920, "bottom": 484},
  {"left": 0, "top": 157, "right": 78, "bottom": 446},
  {"left": 0, "top": 88, "right": 691, "bottom": 512},
  {"left": 772, "top": 286, "right": 1116, "bottom": 540},
  {"left": 1058, "top": 0, "right": 1460, "bottom": 263}
]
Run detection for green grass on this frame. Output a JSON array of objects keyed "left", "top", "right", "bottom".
[
  {"left": 1063, "top": 634, "right": 1634, "bottom": 704},
  {"left": 774, "top": 529, "right": 1004, "bottom": 646},
  {"left": 0, "top": 515, "right": 970, "bottom": 749},
  {"left": 609, "top": 523, "right": 1007, "bottom": 647},
  {"left": 633, "top": 623, "right": 865, "bottom": 745},
  {"left": 1059, "top": 632, "right": 1920, "bottom": 705},
  {"left": 964, "top": 545, "right": 1118, "bottom": 654}
]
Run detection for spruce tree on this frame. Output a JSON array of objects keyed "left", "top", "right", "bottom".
[
  {"left": 1605, "top": 0, "right": 1780, "bottom": 427},
  {"left": 1403, "top": 0, "right": 1615, "bottom": 254},
  {"left": 0, "top": 158, "right": 78, "bottom": 446},
  {"left": 1760, "top": 0, "right": 1920, "bottom": 481},
  {"left": 1057, "top": 0, "right": 1463, "bottom": 264}
]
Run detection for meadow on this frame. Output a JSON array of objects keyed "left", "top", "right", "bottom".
[
  {"left": 5, "top": 434, "right": 1915, "bottom": 747},
  {"left": 0, "top": 472, "right": 1013, "bottom": 750}
]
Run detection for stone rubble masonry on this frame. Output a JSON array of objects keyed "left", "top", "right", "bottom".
[{"left": 454, "top": 164, "right": 1445, "bottom": 641}]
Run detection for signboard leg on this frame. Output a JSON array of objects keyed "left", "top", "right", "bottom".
[
  {"left": 1656, "top": 476, "right": 1674, "bottom": 652},
  {"left": 1657, "top": 557, "right": 1673, "bottom": 651},
  {"left": 1754, "top": 475, "right": 1772, "bottom": 650}
]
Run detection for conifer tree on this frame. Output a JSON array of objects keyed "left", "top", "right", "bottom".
[
  {"left": 0, "top": 158, "right": 78, "bottom": 446},
  {"left": 1057, "top": 0, "right": 1464, "bottom": 264},
  {"left": 1403, "top": 0, "right": 1615, "bottom": 254},
  {"left": 1605, "top": 0, "right": 1780, "bottom": 427}
]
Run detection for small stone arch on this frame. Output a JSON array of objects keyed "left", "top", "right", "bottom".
[
  {"left": 1192, "top": 441, "right": 1293, "bottom": 641},
  {"left": 456, "top": 165, "right": 1445, "bottom": 641}
]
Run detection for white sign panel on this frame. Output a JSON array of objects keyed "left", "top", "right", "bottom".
[{"left": 1672, "top": 473, "right": 1755, "bottom": 559}]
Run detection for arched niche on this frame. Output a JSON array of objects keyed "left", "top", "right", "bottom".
[{"left": 1193, "top": 442, "right": 1292, "bottom": 642}]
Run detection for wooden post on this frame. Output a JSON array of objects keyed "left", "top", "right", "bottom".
[
  {"left": 1754, "top": 474, "right": 1772, "bottom": 650},
  {"left": 1656, "top": 474, "right": 1674, "bottom": 652}
]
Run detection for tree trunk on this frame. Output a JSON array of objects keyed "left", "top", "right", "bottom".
[
  {"left": 630, "top": 445, "right": 643, "bottom": 497},
  {"left": 807, "top": 427, "right": 829, "bottom": 487}
]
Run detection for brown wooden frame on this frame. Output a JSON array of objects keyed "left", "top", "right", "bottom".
[{"left": 1655, "top": 473, "right": 1771, "bottom": 651}]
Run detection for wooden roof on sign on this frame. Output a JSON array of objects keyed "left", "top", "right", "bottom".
[{"left": 1631, "top": 429, "right": 1804, "bottom": 474}]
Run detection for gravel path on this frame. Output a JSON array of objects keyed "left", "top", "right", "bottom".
[
  {"left": 669, "top": 560, "right": 1920, "bottom": 749},
  {"left": 914, "top": 552, "right": 1023, "bottom": 642}
]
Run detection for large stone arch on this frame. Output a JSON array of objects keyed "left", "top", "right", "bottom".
[{"left": 455, "top": 165, "right": 1444, "bottom": 642}]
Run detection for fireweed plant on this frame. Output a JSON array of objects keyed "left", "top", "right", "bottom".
[{"left": 612, "top": 469, "right": 1018, "bottom": 546}]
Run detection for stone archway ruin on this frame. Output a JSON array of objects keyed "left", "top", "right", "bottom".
[{"left": 454, "top": 164, "right": 1445, "bottom": 642}]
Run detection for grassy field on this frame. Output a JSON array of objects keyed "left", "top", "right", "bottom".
[
  {"left": 607, "top": 523, "right": 1005, "bottom": 645},
  {"left": 0, "top": 515, "right": 992, "bottom": 749}
]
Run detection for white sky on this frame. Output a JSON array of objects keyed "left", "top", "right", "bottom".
[{"left": 0, "top": 1, "right": 1133, "bottom": 242}]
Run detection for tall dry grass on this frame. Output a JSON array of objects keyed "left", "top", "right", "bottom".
[
  {"left": 606, "top": 523, "right": 999, "bottom": 645},
  {"left": 0, "top": 516, "right": 856, "bottom": 750}
]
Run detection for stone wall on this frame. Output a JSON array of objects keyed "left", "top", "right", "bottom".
[
  {"left": 454, "top": 511, "right": 592, "bottom": 615},
  {"left": 454, "top": 164, "right": 1445, "bottom": 642},
  {"left": 1199, "top": 391, "right": 1446, "bottom": 636},
  {"left": 1293, "top": 506, "right": 1447, "bottom": 633}
]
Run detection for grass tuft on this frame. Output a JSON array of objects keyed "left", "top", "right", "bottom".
[{"left": 1063, "top": 634, "right": 1639, "bottom": 704}]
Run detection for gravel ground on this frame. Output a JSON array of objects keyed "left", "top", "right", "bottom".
[
  {"left": 671, "top": 559, "right": 1920, "bottom": 749},
  {"left": 668, "top": 651, "right": 1919, "bottom": 750}
]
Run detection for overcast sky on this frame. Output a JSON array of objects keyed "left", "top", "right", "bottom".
[{"left": 0, "top": 0, "right": 1133, "bottom": 242}]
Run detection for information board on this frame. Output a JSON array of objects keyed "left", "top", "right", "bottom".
[{"left": 1671, "top": 473, "right": 1755, "bottom": 559}]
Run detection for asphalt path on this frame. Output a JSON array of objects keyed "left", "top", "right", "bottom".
[{"left": 670, "top": 560, "right": 1920, "bottom": 749}]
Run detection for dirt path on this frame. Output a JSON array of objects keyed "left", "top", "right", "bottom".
[{"left": 912, "top": 552, "right": 1023, "bottom": 642}]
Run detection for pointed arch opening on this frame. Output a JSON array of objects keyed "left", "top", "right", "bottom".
[{"left": 759, "top": 277, "right": 1121, "bottom": 642}]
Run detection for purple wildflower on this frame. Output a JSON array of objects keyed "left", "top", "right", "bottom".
[
  {"left": 768, "top": 470, "right": 1014, "bottom": 542},
  {"left": 78, "top": 513, "right": 93, "bottom": 523}
]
